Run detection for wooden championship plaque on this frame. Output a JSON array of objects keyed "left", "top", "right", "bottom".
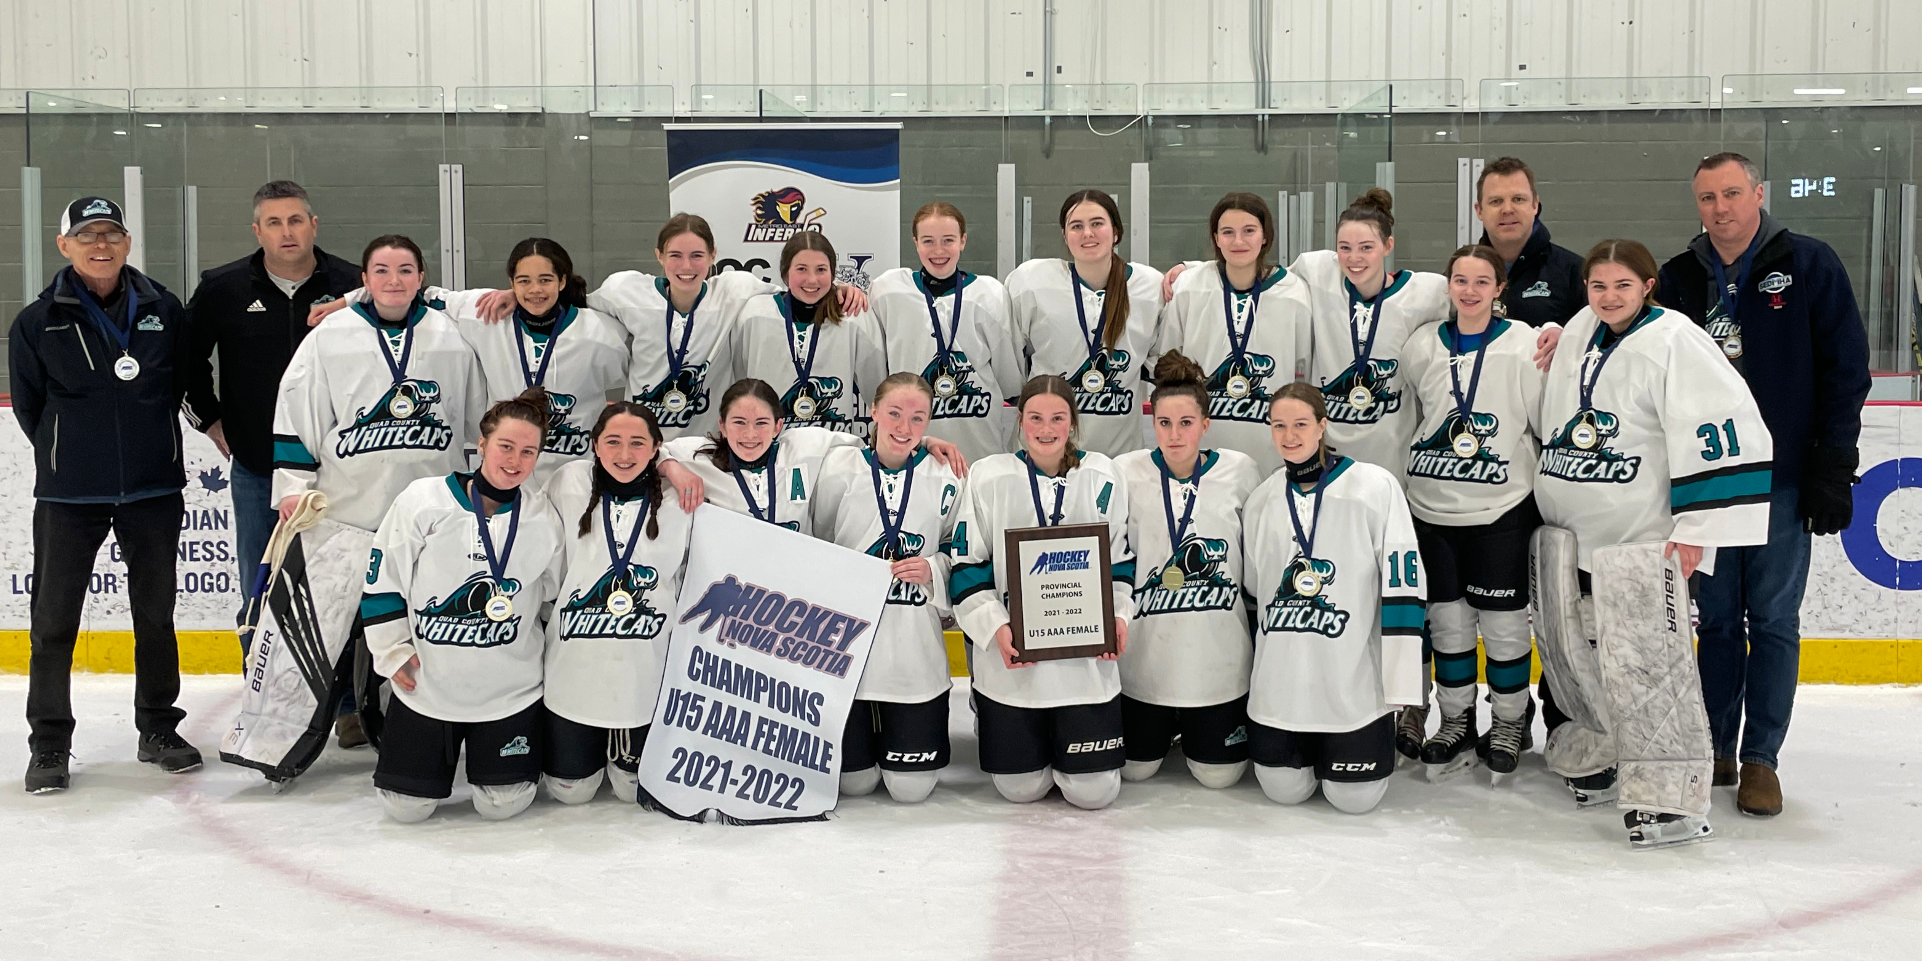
[{"left": 1004, "top": 522, "right": 1118, "bottom": 662}]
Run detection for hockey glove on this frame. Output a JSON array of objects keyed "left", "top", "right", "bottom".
[{"left": 1799, "top": 445, "right": 1860, "bottom": 536}]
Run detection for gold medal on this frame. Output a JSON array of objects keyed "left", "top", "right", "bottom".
[
  {"left": 934, "top": 374, "right": 958, "bottom": 397},
  {"left": 1721, "top": 335, "right": 1743, "bottom": 360},
  {"left": 663, "top": 389, "right": 688, "bottom": 413},
  {"left": 484, "top": 592, "right": 514, "bottom": 622},
  {"left": 1292, "top": 569, "right": 1322, "bottom": 598},
  {"left": 1226, "top": 374, "right": 1251, "bottom": 399},
  {"left": 792, "top": 395, "right": 818, "bottom": 420},
  {"left": 606, "top": 589, "right": 634, "bottom": 617},
  {"left": 1161, "top": 566, "right": 1185, "bottom": 591},
  {"left": 1348, "top": 385, "right": 1374, "bottom": 410},
  {"left": 1451, "top": 432, "right": 1480, "bottom": 459},
  {"left": 1080, "top": 369, "right": 1106, "bottom": 394},
  {"left": 389, "top": 392, "right": 416, "bottom": 419},
  {"left": 1571, "top": 418, "right": 1599, "bottom": 451}
]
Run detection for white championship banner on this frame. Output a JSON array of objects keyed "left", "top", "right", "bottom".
[
  {"left": 638, "top": 505, "right": 891, "bottom": 823},
  {"left": 663, "top": 122, "right": 901, "bottom": 290}
]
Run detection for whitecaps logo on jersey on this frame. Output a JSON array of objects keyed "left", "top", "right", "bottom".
[
  {"left": 1206, "top": 352, "right": 1276, "bottom": 422},
  {"left": 923, "top": 350, "right": 993, "bottom": 420},
  {"left": 637, "top": 361, "right": 712, "bottom": 429},
  {"left": 543, "top": 392, "right": 591, "bottom": 457},
  {"left": 1408, "top": 411, "right": 1509, "bottom": 485},
  {"left": 560, "top": 563, "right": 666, "bottom": 640},
  {"left": 1264, "top": 557, "right": 1349, "bottom": 637},
  {"left": 1540, "top": 409, "right": 1642, "bottom": 483},
  {"left": 1068, "top": 348, "right": 1136, "bottom": 416},
  {"left": 415, "top": 572, "right": 520, "bottom": 648},
  {"left": 866, "top": 531, "right": 929, "bottom": 606},
  {"left": 1320, "top": 359, "right": 1401, "bottom": 424},
  {"left": 783, "top": 376, "right": 855, "bottom": 432},
  {"left": 337, "top": 379, "right": 455, "bottom": 457},
  {"left": 1136, "top": 535, "right": 1237, "bottom": 616}
]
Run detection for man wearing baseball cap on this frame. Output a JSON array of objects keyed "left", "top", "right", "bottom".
[{"left": 8, "top": 196, "right": 218, "bottom": 793}]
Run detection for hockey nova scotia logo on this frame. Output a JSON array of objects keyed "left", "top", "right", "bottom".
[
  {"left": 560, "top": 564, "right": 666, "bottom": 640},
  {"left": 542, "top": 392, "right": 591, "bottom": 457},
  {"left": 338, "top": 379, "right": 455, "bottom": 457},
  {"left": 1409, "top": 411, "right": 1508, "bottom": 484},
  {"left": 415, "top": 572, "right": 521, "bottom": 647},
  {"left": 1137, "top": 535, "right": 1237, "bottom": 616},
  {"left": 1206, "top": 352, "right": 1276, "bottom": 422},
  {"left": 867, "top": 531, "right": 931, "bottom": 606},
  {"left": 1321, "top": 358, "right": 1401, "bottom": 424},
  {"left": 679, "top": 575, "right": 872, "bottom": 680},
  {"left": 744, "top": 187, "right": 825, "bottom": 244},
  {"left": 1068, "top": 348, "right": 1136, "bottom": 416},
  {"left": 1264, "top": 558, "right": 1348, "bottom": 637},
  {"left": 637, "top": 361, "right": 711, "bottom": 429},
  {"left": 922, "top": 350, "right": 994, "bottom": 420},
  {"left": 1540, "top": 409, "right": 1642, "bottom": 483}
]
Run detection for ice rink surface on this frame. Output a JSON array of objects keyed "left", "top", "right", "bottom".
[{"left": 2, "top": 676, "right": 1919, "bottom": 961}]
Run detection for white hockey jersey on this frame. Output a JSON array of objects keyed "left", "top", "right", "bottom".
[
  {"left": 1113, "top": 448, "right": 1261, "bottom": 707},
  {"left": 1005, "top": 259, "right": 1165, "bottom": 457},
  {"left": 811, "top": 445, "right": 964, "bottom": 703},
  {"left": 731, "top": 292, "right": 887, "bottom": 437},
  {"left": 1155, "top": 263, "right": 1313, "bottom": 478},
  {"left": 361, "top": 473, "right": 567, "bottom": 723},
  {"left": 541, "top": 458, "right": 695, "bottom": 729},
  {"left": 660, "top": 426, "right": 865, "bottom": 537},
  {"left": 272, "top": 301, "right": 488, "bottom": 533},
  {"left": 1399, "top": 319, "right": 1546, "bottom": 526},
  {"left": 590, "top": 269, "right": 775, "bottom": 440},
  {"left": 869, "top": 268, "right": 1025, "bottom": 462},
  {"left": 948, "top": 451, "right": 1138, "bottom": 709},
  {"left": 1289, "top": 250, "right": 1449, "bottom": 480},
  {"left": 1536, "top": 306, "right": 1775, "bottom": 571},
  {"left": 1243, "top": 457, "right": 1426, "bottom": 733}
]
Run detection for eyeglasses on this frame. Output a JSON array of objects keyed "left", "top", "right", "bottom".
[{"left": 72, "top": 230, "right": 129, "bottom": 245}]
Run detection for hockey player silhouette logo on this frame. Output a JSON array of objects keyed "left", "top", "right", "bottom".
[
  {"left": 868, "top": 531, "right": 931, "bottom": 606},
  {"left": 1067, "top": 348, "right": 1136, "bottom": 416},
  {"left": 782, "top": 375, "right": 849, "bottom": 428},
  {"left": 1206, "top": 352, "right": 1276, "bottom": 422},
  {"left": 542, "top": 392, "right": 591, "bottom": 457},
  {"left": 415, "top": 572, "right": 521, "bottom": 647},
  {"left": 744, "top": 186, "right": 826, "bottom": 243},
  {"left": 923, "top": 350, "right": 993, "bottom": 420},
  {"left": 1137, "top": 535, "right": 1238, "bottom": 615},
  {"left": 1540, "top": 408, "right": 1642, "bottom": 483},
  {"left": 560, "top": 563, "right": 666, "bottom": 639},
  {"left": 1263, "top": 557, "right": 1349, "bottom": 637},
  {"left": 638, "top": 361, "right": 711, "bottom": 429},
  {"left": 1320, "top": 358, "right": 1401, "bottom": 424},
  {"left": 1408, "top": 411, "right": 1509, "bottom": 484},
  {"left": 338, "top": 378, "right": 455, "bottom": 457}
]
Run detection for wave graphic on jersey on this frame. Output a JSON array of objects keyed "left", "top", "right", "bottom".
[
  {"left": 338, "top": 379, "right": 456, "bottom": 457},
  {"left": 782, "top": 375, "right": 853, "bottom": 430},
  {"left": 560, "top": 564, "right": 666, "bottom": 640},
  {"left": 1408, "top": 411, "right": 1509, "bottom": 484},
  {"left": 1320, "top": 359, "right": 1401, "bottom": 424},
  {"left": 1136, "top": 535, "right": 1238, "bottom": 616},
  {"left": 415, "top": 572, "right": 521, "bottom": 647},
  {"left": 636, "top": 361, "right": 711, "bottom": 429},
  {"left": 542, "top": 392, "right": 591, "bottom": 457},
  {"left": 1263, "top": 557, "right": 1349, "bottom": 637},
  {"left": 1539, "top": 409, "right": 1642, "bottom": 484},
  {"left": 1205, "top": 352, "right": 1276, "bottom": 422},
  {"left": 923, "top": 349, "right": 993, "bottom": 420},
  {"left": 867, "top": 531, "right": 931, "bottom": 606},
  {"left": 1067, "top": 348, "right": 1136, "bottom": 416}
]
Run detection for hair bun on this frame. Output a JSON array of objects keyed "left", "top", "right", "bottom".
[
  {"left": 1152, "top": 350, "right": 1206, "bottom": 388},
  {"left": 1357, "top": 187, "right": 1394, "bottom": 214},
  {"left": 514, "top": 386, "right": 552, "bottom": 422}
]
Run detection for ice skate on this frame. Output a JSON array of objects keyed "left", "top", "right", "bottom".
[
  {"left": 1394, "top": 704, "right": 1428, "bottom": 765},
  {"left": 1421, "top": 707, "right": 1478, "bottom": 782},
  {"left": 1563, "top": 767, "right": 1619, "bottom": 807},
  {"left": 1625, "top": 809, "right": 1715, "bottom": 850},
  {"left": 1481, "top": 699, "right": 1535, "bottom": 784}
]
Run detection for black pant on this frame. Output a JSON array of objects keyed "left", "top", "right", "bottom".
[{"left": 27, "top": 494, "right": 186, "bottom": 753}]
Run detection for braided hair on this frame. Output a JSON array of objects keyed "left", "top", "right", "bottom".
[{"left": 578, "top": 401, "right": 666, "bottom": 540}]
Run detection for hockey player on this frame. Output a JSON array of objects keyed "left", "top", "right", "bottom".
[
  {"left": 868, "top": 202, "right": 1025, "bottom": 461},
  {"left": 949, "top": 375, "right": 1137, "bottom": 809},
  {"left": 1535, "top": 239, "right": 1773, "bottom": 848},
  {"left": 1242, "top": 382, "right": 1425, "bottom": 814},
  {"left": 811, "top": 373, "right": 964, "bottom": 803},
  {"left": 1399, "top": 246, "right": 1547, "bottom": 781},
  {"left": 362, "top": 388, "right": 568, "bottom": 823},
  {"left": 731, "top": 231, "right": 887, "bottom": 437},
  {"left": 1005, "top": 190, "right": 1165, "bottom": 457},
  {"left": 1113, "top": 352, "right": 1261, "bottom": 788},
  {"left": 1152, "top": 193, "right": 1313, "bottom": 477},
  {"left": 541, "top": 402, "right": 693, "bottom": 806}
]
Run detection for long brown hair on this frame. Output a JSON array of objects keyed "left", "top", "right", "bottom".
[
  {"left": 1268, "top": 381, "right": 1332, "bottom": 468},
  {"left": 1208, "top": 192, "right": 1276, "bottom": 279},
  {"left": 1059, "top": 189, "right": 1131, "bottom": 349},
  {"left": 1016, "top": 374, "right": 1084, "bottom": 472},
  {"left": 1582, "top": 239, "right": 1663, "bottom": 307},
  {"left": 780, "top": 231, "right": 844, "bottom": 325},
  {"left": 578, "top": 402, "right": 666, "bottom": 539},
  {"left": 704, "top": 378, "right": 784, "bottom": 471}
]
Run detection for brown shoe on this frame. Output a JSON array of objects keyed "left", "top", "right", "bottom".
[
  {"left": 1737, "top": 763, "right": 1782, "bottom": 817},
  {"left": 1713, "top": 757, "right": 1738, "bottom": 787},
  {"left": 335, "top": 713, "right": 369, "bottom": 749}
]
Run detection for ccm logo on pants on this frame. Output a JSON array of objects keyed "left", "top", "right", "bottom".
[
  {"left": 1066, "top": 738, "right": 1125, "bottom": 754},
  {"left": 884, "top": 751, "right": 940, "bottom": 763},
  {"left": 1329, "top": 762, "right": 1379, "bottom": 773}
]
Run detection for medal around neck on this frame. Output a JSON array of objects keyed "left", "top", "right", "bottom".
[
  {"left": 1160, "top": 565, "right": 1186, "bottom": 590},
  {"left": 792, "top": 395, "right": 818, "bottom": 420},
  {"left": 113, "top": 354, "right": 140, "bottom": 381},
  {"left": 1451, "top": 431, "right": 1480, "bottom": 459},
  {"left": 484, "top": 592, "right": 514, "bottom": 622},
  {"left": 1722, "top": 335, "right": 1743, "bottom": 359},
  {"left": 1571, "top": 417, "right": 1599, "bottom": 450},
  {"left": 663, "top": 389, "right": 688, "bottom": 413},
  {"left": 1225, "top": 374, "right": 1251, "bottom": 399},
  {"left": 390, "top": 392, "right": 416, "bottom": 419},
  {"left": 1291, "top": 566, "right": 1323, "bottom": 598},
  {"left": 1080, "top": 369, "right": 1106, "bottom": 394},
  {"left": 606, "top": 589, "right": 634, "bottom": 617},
  {"left": 934, "top": 374, "right": 958, "bottom": 397},
  {"left": 1348, "top": 385, "right": 1374, "bottom": 410}
]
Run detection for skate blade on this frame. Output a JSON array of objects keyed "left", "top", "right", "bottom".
[
  {"left": 1629, "top": 822, "right": 1716, "bottom": 851},
  {"left": 1488, "top": 768, "right": 1515, "bottom": 788},
  {"left": 268, "top": 776, "right": 296, "bottom": 795},
  {"left": 1425, "top": 754, "right": 1480, "bottom": 782}
]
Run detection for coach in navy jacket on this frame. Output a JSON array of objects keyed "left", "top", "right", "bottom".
[{"left": 1655, "top": 152, "right": 1870, "bottom": 818}]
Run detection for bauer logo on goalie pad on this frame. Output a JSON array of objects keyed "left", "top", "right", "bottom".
[{"left": 415, "top": 572, "right": 522, "bottom": 648}]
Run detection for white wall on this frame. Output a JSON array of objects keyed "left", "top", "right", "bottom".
[{"left": 4, "top": 0, "right": 1922, "bottom": 108}]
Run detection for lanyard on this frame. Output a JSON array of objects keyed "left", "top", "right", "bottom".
[
  {"left": 1446, "top": 322, "right": 1490, "bottom": 427},
  {"left": 357, "top": 301, "right": 418, "bottom": 385},
  {"left": 1578, "top": 307, "right": 1651, "bottom": 411},
  {"left": 923, "top": 271, "right": 966, "bottom": 365},
  {"left": 1219, "top": 264, "right": 1261, "bottom": 367},
  {"left": 732, "top": 442, "right": 781, "bottom": 526},
  {"left": 469, "top": 478, "right": 521, "bottom": 589},
  {"left": 1341, "top": 276, "right": 1390, "bottom": 381},
  {"left": 513, "top": 306, "right": 567, "bottom": 389},
  {"left": 1068, "top": 271, "right": 1108, "bottom": 383},
  {"left": 70, "top": 272, "right": 137, "bottom": 355},
  {"left": 1024, "top": 455, "right": 1068, "bottom": 528},
  {"left": 1284, "top": 471, "right": 1327, "bottom": 564},
  {"left": 778, "top": 294, "right": 822, "bottom": 395},
  {"left": 1156, "top": 454, "right": 1205, "bottom": 551},
  {"left": 1709, "top": 230, "right": 1765, "bottom": 320},
  {"left": 868, "top": 451, "right": 917, "bottom": 559},
  {"left": 660, "top": 278, "right": 705, "bottom": 382},
  {"left": 601, "top": 491, "right": 649, "bottom": 576}
]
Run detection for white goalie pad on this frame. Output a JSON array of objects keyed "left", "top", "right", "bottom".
[
  {"left": 1592, "top": 541, "right": 1713, "bottom": 819},
  {"left": 220, "top": 516, "right": 374, "bottom": 781},
  {"left": 1529, "top": 526, "right": 1609, "bottom": 733}
]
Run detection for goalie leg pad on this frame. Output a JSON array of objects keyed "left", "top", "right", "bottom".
[
  {"left": 1592, "top": 542, "right": 1713, "bottom": 819},
  {"left": 1529, "top": 526, "right": 1611, "bottom": 734}
]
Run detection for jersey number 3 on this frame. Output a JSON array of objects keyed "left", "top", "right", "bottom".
[{"left": 1696, "top": 419, "right": 1742, "bottom": 461}]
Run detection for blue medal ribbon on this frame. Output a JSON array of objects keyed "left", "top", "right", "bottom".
[
  {"left": 658, "top": 277, "right": 705, "bottom": 384},
  {"left": 469, "top": 477, "right": 521, "bottom": 595},
  {"left": 1446, "top": 322, "right": 1490, "bottom": 433},
  {"left": 1283, "top": 466, "right": 1327, "bottom": 566},
  {"left": 778, "top": 293, "right": 823, "bottom": 407},
  {"left": 601, "top": 489, "right": 649, "bottom": 576},
  {"left": 354, "top": 300, "right": 421, "bottom": 387},
  {"left": 1023, "top": 453, "right": 1068, "bottom": 528},
  {"left": 732, "top": 441, "right": 782, "bottom": 526},
  {"left": 1155, "top": 452, "right": 1206, "bottom": 552},
  {"left": 1068, "top": 270, "right": 1108, "bottom": 388},
  {"left": 1340, "top": 276, "right": 1392, "bottom": 385},
  {"left": 1577, "top": 306, "right": 1652, "bottom": 413},
  {"left": 922, "top": 270, "right": 966, "bottom": 372},
  {"left": 1709, "top": 229, "right": 1765, "bottom": 322},
  {"left": 69, "top": 269, "right": 137, "bottom": 360},
  {"left": 512, "top": 305, "right": 569, "bottom": 389},
  {"left": 1219, "top": 264, "right": 1261, "bottom": 375},
  {"left": 868, "top": 450, "right": 917, "bottom": 560}
]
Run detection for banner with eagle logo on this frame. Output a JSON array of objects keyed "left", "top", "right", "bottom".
[{"left": 663, "top": 123, "right": 901, "bottom": 292}]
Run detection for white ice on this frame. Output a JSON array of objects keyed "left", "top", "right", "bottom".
[{"left": 3, "top": 676, "right": 1919, "bottom": 961}]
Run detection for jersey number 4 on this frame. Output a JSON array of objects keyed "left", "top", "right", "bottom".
[
  {"left": 1386, "top": 550, "right": 1419, "bottom": 589},
  {"left": 1696, "top": 419, "right": 1742, "bottom": 461}
]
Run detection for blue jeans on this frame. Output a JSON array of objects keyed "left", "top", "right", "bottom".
[
  {"left": 231, "top": 460, "right": 278, "bottom": 634},
  {"left": 1694, "top": 486, "right": 1810, "bottom": 770}
]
